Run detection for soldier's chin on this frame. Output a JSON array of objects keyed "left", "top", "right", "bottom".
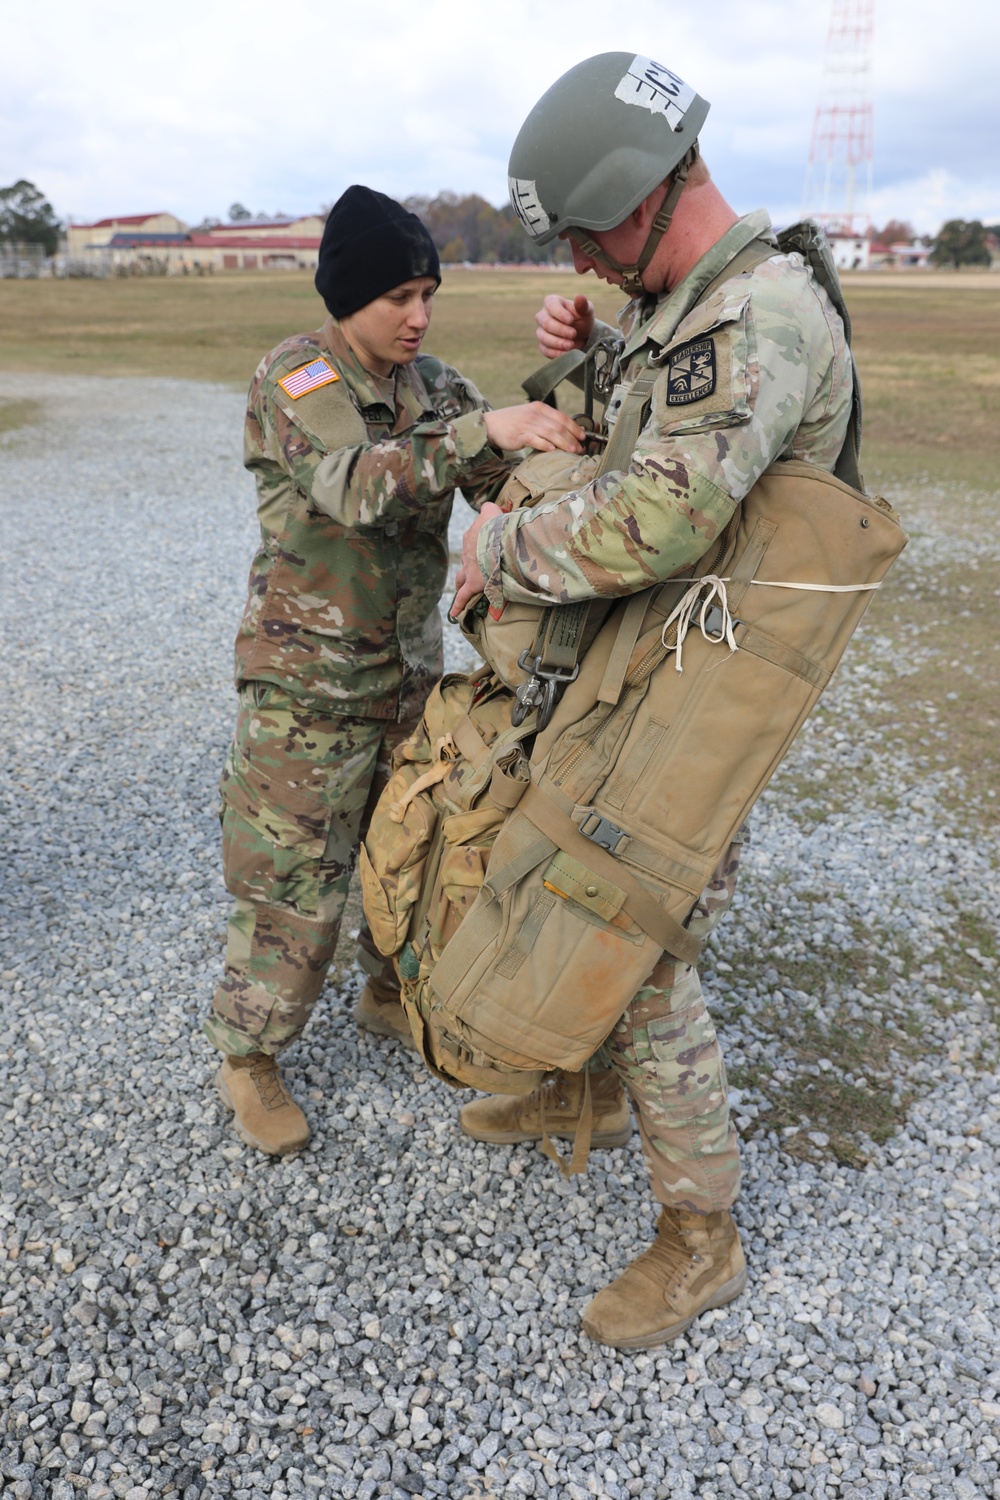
[{"left": 397, "top": 338, "right": 423, "bottom": 362}]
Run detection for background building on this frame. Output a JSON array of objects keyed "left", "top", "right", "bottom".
[
  {"left": 66, "top": 213, "right": 188, "bottom": 257},
  {"left": 64, "top": 213, "right": 323, "bottom": 274}
]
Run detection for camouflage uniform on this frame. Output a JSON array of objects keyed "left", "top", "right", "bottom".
[
  {"left": 477, "top": 212, "right": 854, "bottom": 1210},
  {"left": 206, "top": 318, "right": 512, "bottom": 1058}
]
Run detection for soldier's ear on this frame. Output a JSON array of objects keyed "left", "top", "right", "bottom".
[{"left": 632, "top": 187, "right": 662, "bottom": 230}]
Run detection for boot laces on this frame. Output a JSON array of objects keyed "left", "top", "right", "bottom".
[
  {"left": 637, "top": 1209, "right": 702, "bottom": 1292},
  {"left": 248, "top": 1054, "right": 289, "bottom": 1112}
]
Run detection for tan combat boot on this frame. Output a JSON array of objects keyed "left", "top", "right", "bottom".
[
  {"left": 215, "top": 1054, "right": 310, "bottom": 1156},
  {"left": 353, "top": 976, "right": 416, "bottom": 1050},
  {"left": 459, "top": 1068, "right": 632, "bottom": 1147},
  {"left": 581, "top": 1206, "right": 747, "bottom": 1350}
]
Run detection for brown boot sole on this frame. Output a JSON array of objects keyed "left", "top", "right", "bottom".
[
  {"left": 459, "top": 1118, "right": 634, "bottom": 1148},
  {"left": 214, "top": 1070, "right": 311, "bottom": 1156},
  {"left": 581, "top": 1264, "right": 749, "bottom": 1351}
]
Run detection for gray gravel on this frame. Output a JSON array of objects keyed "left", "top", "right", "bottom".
[{"left": 1, "top": 371, "right": 998, "bottom": 1500}]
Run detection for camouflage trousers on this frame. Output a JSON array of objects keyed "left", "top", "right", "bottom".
[
  {"left": 602, "top": 832, "right": 745, "bottom": 1215},
  {"left": 204, "top": 684, "right": 417, "bottom": 1058}
]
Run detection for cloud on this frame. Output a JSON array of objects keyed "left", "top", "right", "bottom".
[{"left": 1, "top": 0, "right": 997, "bottom": 233}]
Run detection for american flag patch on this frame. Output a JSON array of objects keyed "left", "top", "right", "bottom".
[{"left": 277, "top": 358, "right": 340, "bottom": 399}]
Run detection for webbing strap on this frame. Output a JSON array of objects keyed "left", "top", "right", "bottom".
[
  {"left": 452, "top": 713, "right": 490, "bottom": 768},
  {"left": 521, "top": 348, "right": 588, "bottom": 405},
  {"left": 596, "top": 364, "right": 659, "bottom": 478},
  {"left": 514, "top": 240, "right": 781, "bottom": 694},
  {"left": 597, "top": 590, "right": 654, "bottom": 705},
  {"left": 517, "top": 785, "right": 702, "bottom": 966},
  {"left": 539, "top": 1070, "right": 594, "bottom": 1179},
  {"left": 724, "top": 517, "right": 778, "bottom": 613},
  {"left": 735, "top": 622, "right": 830, "bottom": 690},
  {"left": 529, "top": 599, "right": 593, "bottom": 673}
]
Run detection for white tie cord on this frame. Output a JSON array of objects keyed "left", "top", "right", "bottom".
[{"left": 660, "top": 574, "right": 881, "bottom": 673}]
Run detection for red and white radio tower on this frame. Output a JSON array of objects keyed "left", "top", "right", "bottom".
[{"left": 802, "top": 0, "right": 875, "bottom": 238}]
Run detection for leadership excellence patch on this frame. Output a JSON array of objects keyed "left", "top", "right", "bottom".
[
  {"left": 278, "top": 358, "right": 340, "bottom": 399},
  {"left": 665, "top": 338, "right": 716, "bottom": 406}
]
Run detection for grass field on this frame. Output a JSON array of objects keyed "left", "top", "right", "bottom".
[{"left": 2, "top": 266, "right": 999, "bottom": 489}]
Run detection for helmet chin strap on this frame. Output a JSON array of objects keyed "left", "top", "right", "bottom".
[{"left": 570, "top": 148, "right": 696, "bottom": 297}]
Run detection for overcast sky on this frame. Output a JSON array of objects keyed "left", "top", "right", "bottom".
[{"left": 3, "top": 0, "right": 997, "bottom": 236}]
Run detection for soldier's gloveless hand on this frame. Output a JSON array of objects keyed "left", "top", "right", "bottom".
[
  {"left": 451, "top": 502, "right": 503, "bottom": 617},
  {"left": 483, "top": 403, "right": 585, "bottom": 455},
  {"left": 535, "top": 293, "right": 596, "bottom": 358}
]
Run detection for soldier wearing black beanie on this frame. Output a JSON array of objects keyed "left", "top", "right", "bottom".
[
  {"left": 315, "top": 185, "right": 441, "bottom": 319},
  {"left": 206, "top": 185, "right": 583, "bottom": 1155}
]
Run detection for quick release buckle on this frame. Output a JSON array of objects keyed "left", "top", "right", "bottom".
[
  {"left": 511, "top": 652, "right": 581, "bottom": 731},
  {"left": 579, "top": 813, "right": 631, "bottom": 856}
]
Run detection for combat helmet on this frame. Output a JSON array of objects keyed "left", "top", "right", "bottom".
[{"left": 508, "top": 52, "right": 710, "bottom": 294}]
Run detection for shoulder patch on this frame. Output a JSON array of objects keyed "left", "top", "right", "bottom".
[
  {"left": 277, "top": 358, "right": 340, "bottom": 400},
  {"left": 665, "top": 338, "right": 716, "bottom": 406}
]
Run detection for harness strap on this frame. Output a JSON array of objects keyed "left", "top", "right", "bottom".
[
  {"left": 595, "top": 364, "right": 659, "bottom": 478},
  {"left": 597, "top": 590, "right": 653, "bottom": 705},
  {"left": 689, "top": 237, "right": 778, "bottom": 309},
  {"left": 511, "top": 239, "right": 781, "bottom": 720},
  {"left": 452, "top": 713, "right": 491, "bottom": 768},
  {"left": 528, "top": 599, "right": 594, "bottom": 672},
  {"left": 521, "top": 348, "right": 589, "bottom": 405},
  {"left": 595, "top": 237, "right": 778, "bottom": 486}
]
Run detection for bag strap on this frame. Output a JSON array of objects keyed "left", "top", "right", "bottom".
[
  {"left": 539, "top": 1069, "right": 594, "bottom": 1179},
  {"left": 775, "top": 220, "right": 864, "bottom": 493},
  {"left": 521, "top": 348, "right": 588, "bottom": 405},
  {"left": 516, "top": 783, "right": 703, "bottom": 966}
]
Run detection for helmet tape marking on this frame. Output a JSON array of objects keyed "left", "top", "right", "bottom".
[
  {"left": 614, "top": 56, "right": 696, "bottom": 129},
  {"left": 509, "top": 176, "right": 549, "bottom": 240}
]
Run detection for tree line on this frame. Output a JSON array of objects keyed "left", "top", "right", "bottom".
[
  {"left": 1, "top": 179, "right": 997, "bottom": 270},
  {"left": 401, "top": 193, "right": 571, "bottom": 264}
]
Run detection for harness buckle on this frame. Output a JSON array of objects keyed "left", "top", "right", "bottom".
[
  {"left": 512, "top": 651, "right": 581, "bottom": 731},
  {"left": 579, "top": 814, "right": 631, "bottom": 856}
]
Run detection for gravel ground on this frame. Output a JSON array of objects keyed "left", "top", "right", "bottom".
[{"left": 1, "top": 372, "right": 998, "bottom": 1500}]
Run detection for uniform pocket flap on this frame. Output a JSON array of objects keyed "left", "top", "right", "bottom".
[
  {"left": 221, "top": 749, "right": 328, "bottom": 853},
  {"left": 541, "top": 851, "right": 626, "bottom": 923}
]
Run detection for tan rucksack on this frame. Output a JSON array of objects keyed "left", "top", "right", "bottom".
[{"left": 360, "top": 225, "right": 908, "bottom": 1098}]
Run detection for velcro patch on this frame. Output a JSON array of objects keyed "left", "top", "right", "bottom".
[
  {"left": 665, "top": 338, "right": 717, "bottom": 406},
  {"left": 277, "top": 358, "right": 340, "bottom": 400}
]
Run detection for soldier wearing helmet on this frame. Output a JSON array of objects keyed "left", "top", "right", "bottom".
[{"left": 453, "top": 53, "right": 855, "bottom": 1350}]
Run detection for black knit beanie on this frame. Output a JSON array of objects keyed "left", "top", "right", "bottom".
[{"left": 315, "top": 185, "right": 441, "bottom": 318}]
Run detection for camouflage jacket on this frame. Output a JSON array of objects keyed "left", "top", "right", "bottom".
[
  {"left": 236, "top": 317, "right": 512, "bottom": 719},
  {"left": 477, "top": 211, "right": 854, "bottom": 608}
]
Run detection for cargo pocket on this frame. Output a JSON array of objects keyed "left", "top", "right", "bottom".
[
  {"left": 220, "top": 748, "right": 330, "bottom": 914},
  {"left": 359, "top": 762, "right": 439, "bottom": 956},
  {"left": 427, "top": 806, "right": 506, "bottom": 958}
]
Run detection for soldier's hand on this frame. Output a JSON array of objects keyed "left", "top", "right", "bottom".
[
  {"left": 484, "top": 403, "right": 585, "bottom": 454},
  {"left": 451, "top": 503, "right": 501, "bottom": 617},
  {"left": 535, "top": 293, "right": 595, "bottom": 358}
]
